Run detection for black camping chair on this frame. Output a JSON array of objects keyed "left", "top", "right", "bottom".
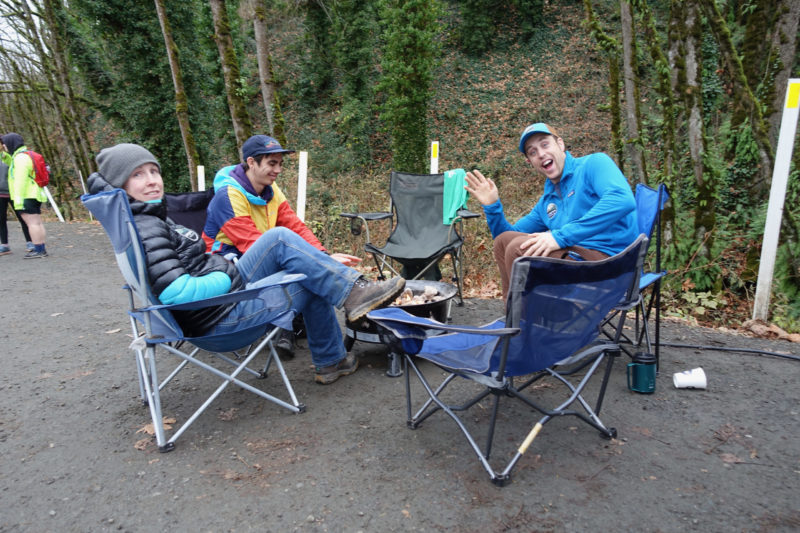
[
  {"left": 164, "top": 189, "right": 215, "bottom": 235},
  {"left": 340, "top": 171, "right": 479, "bottom": 308}
]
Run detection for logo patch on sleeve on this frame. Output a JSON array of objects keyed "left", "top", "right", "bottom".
[{"left": 174, "top": 226, "right": 199, "bottom": 242}]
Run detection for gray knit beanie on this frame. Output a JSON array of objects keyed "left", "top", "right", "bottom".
[{"left": 96, "top": 143, "right": 161, "bottom": 189}]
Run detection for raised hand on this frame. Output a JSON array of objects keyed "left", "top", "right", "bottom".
[{"left": 465, "top": 169, "right": 499, "bottom": 206}]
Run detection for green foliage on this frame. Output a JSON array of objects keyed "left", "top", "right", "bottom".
[
  {"left": 68, "top": 0, "right": 230, "bottom": 191},
  {"left": 457, "top": 0, "right": 498, "bottom": 56},
  {"left": 331, "top": 0, "right": 380, "bottom": 165},
  {"left": 771, "top": 168, "right": 800, "bottom": 328},
  {"left": 455, "top": 0, "right": 544, "bottom": 56},
  {"left": 514, "top": 0, "right": 545, "bottom": 40},
  {"left": 718, "top": 121, "right": 761, "bottom": 227},
  {"left": 700, "top": 32, "right": 725, "bottom": 117},
  {"left": 296, "top": 1, "right": 336, "bottom": 102},
  {"left": 677, "top": 290, "right": 726, "bottom": 318},
  {"left": 377, "top": 0, "right": 443, "bottom": 173}
]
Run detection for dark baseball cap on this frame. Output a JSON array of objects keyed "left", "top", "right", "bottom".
[
  {"left": 242, "top": 135, "right": 295, "bottom": 160},
  {"left": 518, "top": 123, "right": 560, "bottom": 153}
]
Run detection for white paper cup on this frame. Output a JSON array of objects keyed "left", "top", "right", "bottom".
[{"left": 673, "top": 367, "right": 707, "bottom": 389}]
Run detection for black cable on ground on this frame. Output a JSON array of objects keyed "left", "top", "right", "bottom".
[{"left": 661, "top": 342, "right": 800, "bottom": 362}]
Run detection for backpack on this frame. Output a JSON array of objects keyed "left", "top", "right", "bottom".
[{"left": 26, "top": 150, "right": 50, "bottom": 188}]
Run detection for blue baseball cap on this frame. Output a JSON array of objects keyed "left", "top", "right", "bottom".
[
  {"left": 518, "top": 123, "right": 559, "bottom": 154},
  {"left": 242, "top": 135, "right": 295, "bottom": 160}
]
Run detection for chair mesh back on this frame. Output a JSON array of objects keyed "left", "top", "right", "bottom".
[
  {"left": 382, "top": 172, "right": 462, "bottom": 260},
  {"left": 499, "top": 237, "right": 646, "bottom": 376},
  {"left": 164, "top": 189, "right": 214, "bottom": 235},
  {"left": 635, "top": 184, "right": 668, "bottom": 240},
  {"left": 82, "top": 190, "right": 184, "bottom": 341}
]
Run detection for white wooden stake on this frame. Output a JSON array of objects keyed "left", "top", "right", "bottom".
[
  {"left": 297, "top": 151, "right": 308, "bottom": 222},
  {"left": 43, "top": 186, "right": 64, "bottom": 222},
  {"left": 197, "top": 165, "right": 205, "bottom": 191},
  {"left": 752, "top": 78, "right": 800, "bottom": 321},
  {"left": 430, "top": 141, "right": 439, "bottom": 174},
  {"left": 79, "top": 170, "right": 92, "bottom": 221}
]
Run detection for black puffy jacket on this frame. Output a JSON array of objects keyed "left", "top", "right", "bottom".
[{"left": 88, "top": 173, "right": 244, "bottom": 336}]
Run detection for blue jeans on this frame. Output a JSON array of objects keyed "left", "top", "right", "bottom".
[{"left": 208, "top": 227, "right": 361, "bottom": 367}]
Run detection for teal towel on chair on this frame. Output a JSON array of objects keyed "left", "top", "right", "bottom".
[{"left": 443, "top": 168, "right": 468, "bottom": 225}]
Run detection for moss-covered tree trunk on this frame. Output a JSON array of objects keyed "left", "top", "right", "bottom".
[
  {"left": 209, "top": 0, "right": 252, "bottom": 153},
  {"left": 155, "top": 0, "right": 200, "bottom": 190},
  {"left": 700, "top": 0, "right": 773, "bottom": 192},
  {"left": 768, "top": 0, "right": 799, "bottom": 144},
  {"left": 378, "top": 0, "right": 442, "bottom": 174},
  {"left": 620, "top": 0, "right": 646, "bottom": 184},
  {"left": 43, "top": 0, "right": 93, "bottom": 185},
  {"left": 17, "top": 0, "right": 83, "bottom": 218},
  {"left": 584, "top": 0, "right": 623, "bottom": 166},
  {"left": 683, "top": 1, "right": 715, "bottom": 274},
  {"left": 332, "top": 0, "right": 377, "bottom": 165},
  {"left": 253, "top": 1, "right": 276, "bottom": 138}
]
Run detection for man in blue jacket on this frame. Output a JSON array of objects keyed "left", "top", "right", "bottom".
[{"left": 465, "top": 122, "right": 637, "bottom": 299}]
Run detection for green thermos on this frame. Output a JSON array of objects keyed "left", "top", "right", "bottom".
[{"left": 627, "top": 352, "right": 657, "bottom": 394}]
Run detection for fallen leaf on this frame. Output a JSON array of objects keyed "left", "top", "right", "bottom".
[
  {"left": 218, "top": 408, "right": 238, "bottom": 421},
  {"left": 136, "top": 416, "right": 176, "bottom": 435},
  {"left": 134, "top": 438, "right": 152, "bottom": 450},
  {"left": 51, "top": 312, "right": 64, "bottom": 317},
  {"left": 105, "top": 328, "right": 121, "bottom": 334},
  {"left": 719, "top": 453, "right": 742, "bottom": 464}
]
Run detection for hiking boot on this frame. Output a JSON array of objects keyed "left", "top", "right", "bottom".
[
  {"left": 23, "top": 249, "right": 48, "bottom": 259},
  {"left": 274, "top": 328, "right": 295, "bottom": 359},
  {"left": 343, "top": 276, "right": 406, "bottom": 322},
  {"left": 315, "top": 353, "right": 359, "bottom": 384},
  {"left": 0, "top": 245, "right": 10, "bottom": 256}
]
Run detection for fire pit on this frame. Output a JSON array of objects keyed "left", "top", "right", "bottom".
[{"left": 344, "top": 280, "right": 458, "bottom": 376}]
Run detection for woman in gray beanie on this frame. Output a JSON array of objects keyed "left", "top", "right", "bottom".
[
  {"left": 87, "top": 143, "right": 405, "bottom": 385},
  {"left": 95, "top": 143, "right": 161, "bottom": 189}
]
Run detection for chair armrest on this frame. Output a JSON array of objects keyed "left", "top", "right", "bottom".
[
  {"left": 145, "top": 272, "right": 306, "bottom": 312},
  {"left": 368, "top": 308, "right": 519, "bottom": 337},
  {"left": 340, "top": 212, "right": 393, "bottom": 221},
  {"left": 457, "top": 208, "right": 481, "bottom": 219}
]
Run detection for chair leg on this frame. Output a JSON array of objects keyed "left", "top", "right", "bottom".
[
  {"left": 449, "top": 249, "right": 464, "bottom": 307},
  {"left": 403, "top": 355, "right": 508, "bottom": 484},
  {"left": 135, "top": 343, "right": 173, "bottom": 452},
  {"left": 137, "top": 329, "right": 305, "bottom": 451}
]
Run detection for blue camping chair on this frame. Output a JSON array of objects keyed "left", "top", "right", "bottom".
[
  {"left": 82, "top": 189, "right": 306, "bottom": 452},
  {"left": 368, "top": 235, "right": 648, "bottom": 485},
  {"left": 604, "top": 184, "right": 669, "bottom": 362}
]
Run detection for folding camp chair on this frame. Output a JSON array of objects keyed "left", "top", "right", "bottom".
[
  {"left": 340, "top": 171, "right": 479, "bottom": 307},
  {"left": 604, "top": 184, "right": 669, "bottom": 363},
  {"left": 368, "top": 235, "right": 647, "bottom": 485},
  {"left": 164, "top": 189, "right": 215, "bottom": 234},
  {"left": 82, "top": 189, "right": 306, "bottom": 452}
]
